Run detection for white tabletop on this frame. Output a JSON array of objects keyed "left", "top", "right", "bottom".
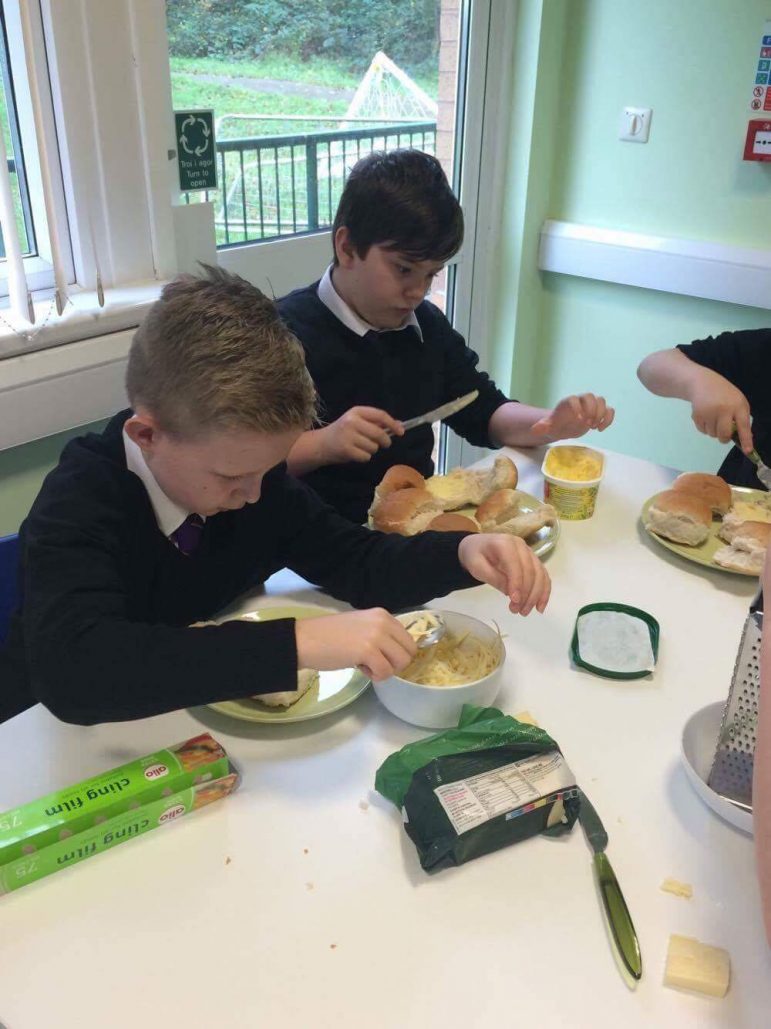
[{"left": 0, "top": 446, "right": 769, "bottom": 1029}]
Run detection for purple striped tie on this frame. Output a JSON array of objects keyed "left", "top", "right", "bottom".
[{"left": 171, "top": 514, "right": 204, "bottom": 555}]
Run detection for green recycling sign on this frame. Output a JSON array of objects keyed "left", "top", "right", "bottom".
[{"left": 175, "top": 109, "right": 217, "bottom": 191}]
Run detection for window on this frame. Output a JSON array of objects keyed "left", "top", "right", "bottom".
[{"left": 0, "top": 0, "right": 73, "bottom": 314}]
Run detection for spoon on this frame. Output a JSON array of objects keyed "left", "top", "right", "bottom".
[{"left": 404, "top": 612, "right": 447, "bottom": 649}]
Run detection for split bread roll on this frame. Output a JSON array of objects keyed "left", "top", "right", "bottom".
[
  {"left": 476, "top": 488, "right": 558, "bottom": 539},
  {"left": 370, "top": 487, "right": 443, "bottom": 535},
  {"left": 254, "top": 668, "right": 319, "bottom": 708},
  {"left": 714, "top": 521, "right": 771, "bottom": 574},
  {"left": 425, "top": 455, "right": 518, "bottom": 510},
  {"left": 671, "top": 472, "right": 731, "bottom": 515},
  {"left": 371, "top": 464, "right": 425, "bottom": 504},
  {"left": 646, "top": 490, "right": 712, "bottom": 546},
  {"left": 427, "top": 512, "right": 480, "bottom": 533}
]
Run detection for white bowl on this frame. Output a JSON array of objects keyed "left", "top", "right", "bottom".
[
  {"left": 680, "top": 701, "right": 753, "bottom": 835},
  {"left": 373, "top": 610, "right": 504, "bottom": 729}
]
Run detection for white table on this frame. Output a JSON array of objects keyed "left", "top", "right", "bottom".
[{"left": 1, "top": 446, "right": 769, "bottom": 1029}]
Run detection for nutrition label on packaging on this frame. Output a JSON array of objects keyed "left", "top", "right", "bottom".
[{"left": 433, "top": 751, "right": 576, "bottom": 835}]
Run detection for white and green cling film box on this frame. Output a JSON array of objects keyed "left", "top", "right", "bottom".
[
  {"left": 0, "top": 767, "right": 240, "bottom": 895},
  {"left": 0, "top": 733, "right": 229, "bottom": 866}
]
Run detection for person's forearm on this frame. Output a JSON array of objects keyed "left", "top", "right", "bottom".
[
  {"left": 637, "top": 348, "right": 706, "bottom": 401},
  {"left": 488, "top": 401, "right": 554, "bottom": 447},
  {"left": 286, "top": 428, "right": 330, "bottom": 476},
  {"left": 29, "top": 618, "right": 299, "bottom": 724}
]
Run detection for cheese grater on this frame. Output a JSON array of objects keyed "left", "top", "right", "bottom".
[{"left": 707, "top": 589, "right": 763, "bottom": 813}]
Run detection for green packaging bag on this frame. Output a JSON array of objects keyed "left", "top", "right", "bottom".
[
  {"left": 375, "top": 704, "right": 579, "bottom": 873},
  {"left": 0, "top": 767, "right": 240, "bottom": 895},
  {"left": 0, "top": 734, "right": 229, "bottom": 865}
]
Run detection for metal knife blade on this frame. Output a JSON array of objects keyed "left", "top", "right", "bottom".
[
  {"left": 400, "top": 390, "right": 479, "bottom": 432},
  {"left": 731, "top": 430, "right": 771, "bottom": 489},
  {"left": 578, "top": 790, "right": 643, "bottom": 982}
]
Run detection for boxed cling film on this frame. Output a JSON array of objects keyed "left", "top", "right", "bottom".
[
  {"left": 0, "top": 767, "right": 240, "bottom": 895},
  {"left": 0, "top": 734, "right": 229, "bottom": 865},
  {"left": 375, "top": 704, "right": 580, "bottom": 873}
]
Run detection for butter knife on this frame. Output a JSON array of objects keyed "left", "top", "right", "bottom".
[
  {"left": 731, "top": 430, "right": 771, "bottom": 489},
  {"left": 577, "top": 789, "right": 643, "bottom": 982},
  {"left": 400, "top": 390, "right": 479, "bottom": 432}
]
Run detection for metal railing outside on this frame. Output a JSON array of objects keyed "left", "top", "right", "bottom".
[{"left": 185, "top": 121, "right": 436, "bottom": 247}]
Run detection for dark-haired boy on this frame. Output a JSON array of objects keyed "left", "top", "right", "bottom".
[
  {"left": 1, "top": 266, "right": 550, "bottom": 726},
  {"left": 279, "top": 149, "right": 614, "bottom": 524}
]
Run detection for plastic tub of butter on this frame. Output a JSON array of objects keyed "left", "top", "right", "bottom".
[{"left": 541, "top": 445, "right": 604, "bottom": 520}]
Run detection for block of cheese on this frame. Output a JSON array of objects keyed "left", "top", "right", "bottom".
[
  {"left": 663, "top": 934, "right": 730, "bottom": 998},
  {"left": 660, "top": 878, "right": 693, "bottom": 899}
]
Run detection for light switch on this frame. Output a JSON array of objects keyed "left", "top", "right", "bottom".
[{"left": 619, "top": 106, "right": 652, "bottom": 143}]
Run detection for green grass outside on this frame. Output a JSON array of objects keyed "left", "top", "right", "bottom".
[
  {"left": 170, "top": 54, "right": 438, "bottom": 100},
  {"left": 171, "top": 72, "right": 348, "bottom": 140}
]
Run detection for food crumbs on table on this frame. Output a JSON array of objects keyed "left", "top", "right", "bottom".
[
  {"left": 306, "top": 881, "right": 314, "bottom": 891},
  {"left": 660, "top": 877, "right": 693, "bottom": 899},
  {"left": 330, "top": 944, "right": 337, "bottom": 950},
  {"left": 303, "top": 847, "right": 309, "bottom": 854},
  {"left": 359, "top": 800, "right": 369, "bottom": 811},
  {"left": 225, "top": 856, "right": 232, "bottom": 865}
]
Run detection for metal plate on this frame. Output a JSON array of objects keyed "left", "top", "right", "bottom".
[
  {"left": 208, "top": 603, "right": 370, "bottom": 724},
  {"left": 640, "top": 486, "right": 768, "bottom": 576}
]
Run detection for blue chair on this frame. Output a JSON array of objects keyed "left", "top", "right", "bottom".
[
  {"left": 0, "top": 532, "right": 33, "bottom": 722},
  {"left": 0, "top": 533, "right": 19, "bottom": 645}
]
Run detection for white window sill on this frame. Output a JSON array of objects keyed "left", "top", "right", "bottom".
[{"left": 0, "top": 280, "right": 164, "bottom": 451}]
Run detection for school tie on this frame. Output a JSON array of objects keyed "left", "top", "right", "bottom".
[{"left": 171, "top": 514, "right": 204, "bottom": 555}]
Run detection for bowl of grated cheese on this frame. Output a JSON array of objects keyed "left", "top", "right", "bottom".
[{"left": 373, "top": 610, "right": 505, "bottom": 728}]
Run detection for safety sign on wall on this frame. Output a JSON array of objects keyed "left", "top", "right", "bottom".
[
  {"left": 749, "top": 21, "right": 771, "bottom": 112},
  {"left": 174, "top": 110, "right": 217, "bottom": 191}
]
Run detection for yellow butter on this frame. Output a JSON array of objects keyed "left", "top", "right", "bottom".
[
  {"left": 663, "top": 934, "right": 730, "bottom": 998},
  {"left": 544, "top": 446, "right": 603, "bottom": 482}
]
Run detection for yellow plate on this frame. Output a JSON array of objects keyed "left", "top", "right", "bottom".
[
  {"left": 369, "top": 488, "right": 560, "bottom": 558},
  {"left": 640, "top": 486, "right": 769, "bottom": 577},
  {"left": 208, "top": 604, "right": 371, "bottom": 724}
]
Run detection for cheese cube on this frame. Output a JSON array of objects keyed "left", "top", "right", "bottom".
[
  {"left": 663, "top": 934, "right": 730, "bottom": 998},
  {"left": 660, "top": 878, "right": 694, "bottom": 899}
]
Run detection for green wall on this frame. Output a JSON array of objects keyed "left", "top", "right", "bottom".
[
  {"left": 499, "top": 0, "right": 771, "bottom": 473},
  {"left": 0, "top": 422, "right": 107, "bottom": 536}
]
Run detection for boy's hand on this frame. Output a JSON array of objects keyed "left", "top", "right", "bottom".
[
  {"left": 458, "top": 534, "right": 551, "bottom": 615},
  {"left": 295, "top": 608, "right": 417, "bottom": 681},
  {"left": 689, "top": 373, "right": 753, "bottom": 452},
  {"left": 320, "top": 406, "right": 404, "bottom": 464},
  {"left": 531, "top": 394, "right": 614, "bottom": 440}
]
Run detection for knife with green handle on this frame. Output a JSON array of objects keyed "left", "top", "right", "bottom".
[{"left": 577, "top": 789, "right": 643, "bottom": 982}]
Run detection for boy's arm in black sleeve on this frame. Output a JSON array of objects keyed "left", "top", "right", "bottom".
[
  {"left": 271, "top": 472, "right": 477, "bottom": 610},
  {"left": 23, "top": 526, "right": 299, "bottom": 725},
  {"left": 677, "top": 329, "right": 771, "bottom": 411}
]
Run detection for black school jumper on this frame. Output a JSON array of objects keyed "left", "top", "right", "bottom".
[
  {"left": 0, "top": 411, "right": 476, "bottom": 725},
  {"left": 277, "top": 285, "right": 509, "bottom": 523}
]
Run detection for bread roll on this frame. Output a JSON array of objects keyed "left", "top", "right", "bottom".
[
  {"left": 425, "top": 455, "right": 519, "bottom": 510},
  {"left": 476, "top": 488, "right": 525, "bottom": 529},
  {"left": 671, "top": 472, "right": 731, "bottom": 515},
  {"left": 714, "top": 521, "right": 771, "bottom": 574},
  {"left": 371, "top": 487, "right": 442, "bottom": 535},
  {"left": 254, "top": 668, "right": 319, "bottom": 708},
  {"left": 646, "top": 490, "right": 712, "bottom": 545},
  {"left": 425, "top": 470, "right": 476, "bottom": 510},
  {"left": 427, "top": 513, "right": 480, "bottom": 533}
]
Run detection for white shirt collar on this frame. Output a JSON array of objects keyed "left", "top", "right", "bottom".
[
  {"left": 317, "top": 265, "right": 422, "bottom": 340},
  {"left": 123, "top": 428, "right": 194, "bottom": 538}
]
